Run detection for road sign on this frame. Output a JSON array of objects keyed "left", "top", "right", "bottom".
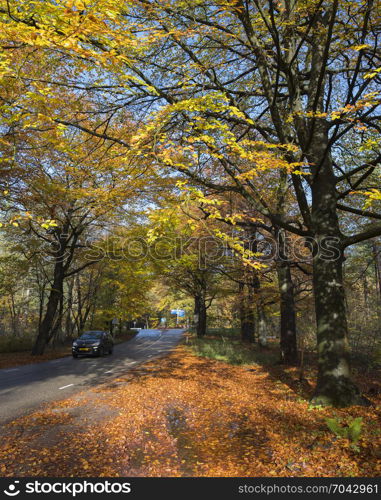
[{"left": 171, "top": 309, "right": 185, "bottom": 316}]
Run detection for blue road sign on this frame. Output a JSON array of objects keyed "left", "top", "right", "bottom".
[{"left": 170, "top": 309, "right": 185, "bottom": 316}]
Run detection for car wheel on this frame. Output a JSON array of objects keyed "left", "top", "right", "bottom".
[
  {"left": 72, "top": 353, "right": 78, "bottom": 358},
  {"left": 98, "top": 346, "right": 104, "bottom": 357},
  {"left": 109, "top": 347, "right": 113, "bottom": 355}
]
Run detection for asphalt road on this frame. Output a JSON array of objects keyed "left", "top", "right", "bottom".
[{"left": 0, "top": 329, "right": 184, "bottom": 425}]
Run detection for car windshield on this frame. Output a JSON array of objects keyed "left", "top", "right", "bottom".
[{"left": 80, "top": 332, "right": 103, "bottom": 340}]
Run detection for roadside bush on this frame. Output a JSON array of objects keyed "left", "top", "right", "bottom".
[
  {"left": 325, "top": 417, "right": 363, "bottom": 452},
  {"left": 190, "top": 336, "right": 278, "bottom": 366},
  {"left": 0, "top": 334, "right": 35, "bottom": 353}
]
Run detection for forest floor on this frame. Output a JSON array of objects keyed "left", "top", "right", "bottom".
[
  {"left": 0, "top": 330, "right": 137, "bottom": 369},
  {"left": 0, "top": 343, "right": 380, "bottom": 477}
]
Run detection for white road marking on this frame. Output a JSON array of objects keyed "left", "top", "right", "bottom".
[
  {"left": 59, "top": 383, "right": 74, "bottom": 390},
  {"left": 105, "top": 370, "right": 113, "bottom": 373},
  {"left": 3, "top": 368, "right": 19, "bottom": 372},
  {"left": 133, "top": 334, "right": 163, "bottom": 353}
]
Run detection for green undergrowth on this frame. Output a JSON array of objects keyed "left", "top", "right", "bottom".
[{"left": 189, "top": 335, "right": 278, "bottom": 366}]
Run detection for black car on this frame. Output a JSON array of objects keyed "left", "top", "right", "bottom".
[{"left": 72, "top": 331, "right": 114, "bottom": 358}]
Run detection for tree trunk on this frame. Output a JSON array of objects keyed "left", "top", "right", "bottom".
[
  {"left": 311, "top": 250, "right": 366, "bottom": 406},
  {"left": 309, "top": 127, "right": 365, "bottom": 406},
  {"left": 65, "top": 277, "right": 75, "bottom": 339},
  {"left": 257, "top": 305, "right": 268, "bottom": 345},
  {"left": 372, "top": 241, "right": 381, "bottom": 325},
  {"left": 239, "top": 283, "right": 255, "bottom": 343},
  {"left": 51, "top": 288, "right": 64, "bottom": 347},
  {"left": 32, "top": 260, "right": 64, "bottom": 355},
  {"left": 277, "top": 260, "right": 298, "bottom": 365},
  {"left": 38, "top": 283, "right": 45, "bottom": 329},
  {"left": 194, "top": 294, "right": 207, "bottom": 337},
  {"left": 8, "top": 294, "right": 18, "bottom": 337}
]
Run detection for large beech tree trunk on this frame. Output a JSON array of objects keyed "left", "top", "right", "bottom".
[
  {"left": 32, "top": 259, "right": 65, "bottom": 355},
  {"left": 32, "top": 222, "right": 81, "bottom": 356},
  {"left": 310, "top": 248, "right": 363, "bottom": 406},
  {"left": 308, "top": 127, "right": 365, "bottom": 406}
]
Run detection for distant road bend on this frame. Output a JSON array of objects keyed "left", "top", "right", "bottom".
[{"left": 0, "top": 328, "right": 184, "bottom": 425}]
